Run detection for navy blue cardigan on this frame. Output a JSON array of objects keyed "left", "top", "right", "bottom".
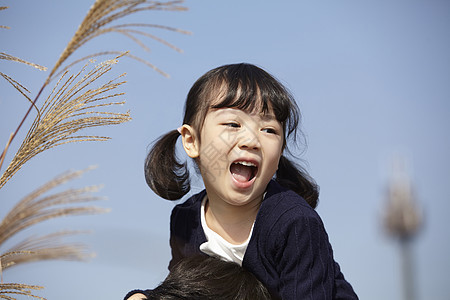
[{"left": 169, "top": 180, "right": 358, "bottom": 299}]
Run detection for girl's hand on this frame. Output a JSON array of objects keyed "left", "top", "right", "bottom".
[{"left": 126, "top": 293, "right": 147, "bottom": 300}]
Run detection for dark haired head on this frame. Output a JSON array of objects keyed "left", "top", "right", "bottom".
[
  {"left": 144, "top": 63, "right": 319, "bottom": 207},
  {"left": 132, "top": 256, "right": 273, "bottom": 300}
]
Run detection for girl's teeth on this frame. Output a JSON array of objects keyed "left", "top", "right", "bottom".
[
  {"left": 238, "top": 161, "right": 256, "bottom": 167},
  {"left": 231, "top": 163, "right": 254, "bottom": 182},
  {"left": 231, "top": 161, "right": 258, "bottom": 183}
]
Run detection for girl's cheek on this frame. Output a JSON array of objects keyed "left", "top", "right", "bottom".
[{"left": 198, "top": 145, "right": 228, "bottom": 169}]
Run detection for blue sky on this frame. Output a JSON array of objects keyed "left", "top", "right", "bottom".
[{"left": 1, "top": 1, "right": 449, "bottom": 299}]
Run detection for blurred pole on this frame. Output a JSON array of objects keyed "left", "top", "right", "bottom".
[
  {"left": 383, "top": 156, "right": 422, "bottom": 300},
  {"left": 400, "top": 237, "right": 414, "bottom": 300}
]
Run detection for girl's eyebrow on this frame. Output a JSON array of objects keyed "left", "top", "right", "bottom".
[
  {"left": 259, "top": 113, "right": 277, "bottom": 121},
  {"left": 209, "top": 108, "right": 278, "bottom": 122}
]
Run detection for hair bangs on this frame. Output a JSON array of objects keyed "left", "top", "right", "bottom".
[
  {"left": 209, "top": 63, "right": 299, "bottom": 139},
  {"left": 210, "top": 78, "right": 270, "bottom": 116}
]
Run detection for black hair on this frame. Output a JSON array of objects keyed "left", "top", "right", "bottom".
[
  {"left": 130, "top": 255, "right": 273, "bottom": 300},
  {"left": 144, "top": 63, "right": 319, "bottom": 208}
]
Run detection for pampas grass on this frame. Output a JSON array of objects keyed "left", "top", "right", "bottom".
[
  {"left": 1, "top": 1, "right": 189, "bottom": 299},
  {"left": 1, "top": 167, "right": 108, "bottom": 268},
  {"left": 0, "top": 0, "right": 189, "bottom": 171},
  {"left": 0, "top": 167, "right": 108, "bottom": 300},
  {"left": 0, "top": 283, "right": 44, "bottom": 300},
  {"left": 0, "top": 55, "right": 130, "bottom": 189},
  {"left": 49, "top": 0, "right": 189, "bottom": 82}
]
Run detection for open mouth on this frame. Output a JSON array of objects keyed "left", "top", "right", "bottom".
[{"left": 230, "top": 161, "right": 258, "bottom": 183}]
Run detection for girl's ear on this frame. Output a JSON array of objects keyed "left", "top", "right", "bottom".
[{"left": 180, "top": 124, "right": 200, "bottom": 158}]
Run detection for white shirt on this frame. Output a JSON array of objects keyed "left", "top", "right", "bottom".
[{"left": 199, "top": 196, "right": 254, "bottom": 266}]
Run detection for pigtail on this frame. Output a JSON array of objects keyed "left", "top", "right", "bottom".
[
  {"left": 276, "top": 155, "right": 319, "bottom": 209},
  {"left": 144, "top": 129, "right": 190, "bottom": 200}
]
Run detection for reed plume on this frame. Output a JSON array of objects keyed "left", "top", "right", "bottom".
[
  {"left": 0, "top": 283, "right": 44, "bottom": 300},
  {"left": 0, "top": 56, "right": 130, "bottom": 189},
  {"left": 49, "top": 0, "right": 189, "bottom": 82},
  {"left": 0, "top": 0, "right": 189, "bottom": 171},
  {"left": 0, "top": 168, "right": 107, "bottom": 299},
  {"left": 0, "top": 1, "right": 189, "bottom": 298},
  {"left": 0, "top": 167, "right": 107, "bottom": 249}
]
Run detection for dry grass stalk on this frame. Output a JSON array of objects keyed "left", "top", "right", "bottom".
[
  {"left": 0, "top": 134, "right": 13, "bottom": 184},
  {"left": 0, "top": 72, "right": 41, "bottom": 120},
  {"left": 0, "top": 56, "right": 131, "bottom": 188},
  {"left": 1, "top": 6, "right": 10, "bottom": 30},
  {"left": 0, "top": 283, "right": 44, "bottom": 300},
  {"left": 1, "top": 251, "right": 34, "bottom": 272},
  {"left": 0, "top": 72, "right": 32, "bottom": 98},
  {"left": 1, "top": 15, "right": 47, "bottom": 167},
  {"left": 0, "top": 167, "right": 108, "bottom": 252},
  {"left": 0, "top": 167, "right": 107, "bottom": 295},
  {"left": 0, "top": 0, "right": 189, "bottom": 171},
  {"left": 0, "top": 2, "right": 189, "bottom": 297},
  {"left": 0, "top": 53, "right": 46, "bottom": 116},
  {"left": 1, "top": 7, "right": 48, "bottom": 169},
  {"left": 2, "top": 232, "right": 93, "bottom": 270},
  {"left": 0, "top": 53, "right": 47, "bottom": 72},
  {"left": 48, "top": 0, "right": 189, "bottom": 82},
  {"left": 0, "top": 168, "right": 107, "bottom": 300},
  {"left": 52, "top": 50, "right": 171, "bottom": 80}
]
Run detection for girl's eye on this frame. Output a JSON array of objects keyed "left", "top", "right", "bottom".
[
  {"left": 262, "top": 128, "right": 278, "bottom": 134},
  {"left": 224, "top": 123, "right": 240, "bottom": 128}
]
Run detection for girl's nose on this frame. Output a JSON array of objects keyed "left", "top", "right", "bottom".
[{"left": 237, "top": 130, "right": 261, "bottom": 150}]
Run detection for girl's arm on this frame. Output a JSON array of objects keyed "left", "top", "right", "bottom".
[{"left": 275, "top": 212, "right": 358, "bottom": 299}]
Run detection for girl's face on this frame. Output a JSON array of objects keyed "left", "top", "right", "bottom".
[{"left": 192, "top": 107, "right": 283, "bottom": 207}]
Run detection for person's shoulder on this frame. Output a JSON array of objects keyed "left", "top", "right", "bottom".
[
  {"left": 173, "top": 189, "right": 206, "bottom": 210},
  {"left": 170, "top": 190, "right": 206, "bottom": 243},
  {"left": 170, "top": 189, "right": 205, "bottom": 221},
  {"left": 262, "top": 180, "right": 319, "bottom": 219},
  {"left": 254, "top": 181, "right": 328, "bottom": 244}
]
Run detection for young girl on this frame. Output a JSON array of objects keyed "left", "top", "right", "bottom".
[{"left": 143, "top": 63, "right": 358, "bottom": 299}]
